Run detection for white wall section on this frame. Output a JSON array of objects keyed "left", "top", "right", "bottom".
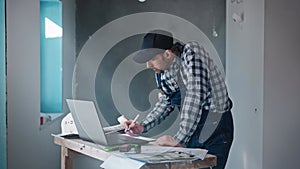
[{"left": 226, "top": 0, "right": 264, "bottom": 168}]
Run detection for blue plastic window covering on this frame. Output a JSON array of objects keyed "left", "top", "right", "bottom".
[
  {"left": 0, "top": 0, "right": 6, "bottom": 168},
  {"left": 40, "top": 1, "right": 62, "bottom": 113}
]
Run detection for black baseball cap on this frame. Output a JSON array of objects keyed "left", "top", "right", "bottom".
[{"left": 133, "top": 30, "right": 173, "bottom": 63}]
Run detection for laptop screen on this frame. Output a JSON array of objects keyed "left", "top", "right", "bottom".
[
  {"left": 66, "top": 99, "right": 108, "bottom": 145},
  {"left": 66, "top": 99, "right": 151, "bottom": 146}
]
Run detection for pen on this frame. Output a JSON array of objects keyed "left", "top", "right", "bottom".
[{"left": 125, "top": 114, "right": 139, "bottom": 133}]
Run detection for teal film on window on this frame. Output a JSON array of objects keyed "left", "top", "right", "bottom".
[
  {"left": 40, "top": 1, "right": 62, "bottom": 113},
  {"left": 0, "top": 0, "right": 6, "bottom": 168}
]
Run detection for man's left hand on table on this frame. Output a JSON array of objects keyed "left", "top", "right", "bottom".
[{"left": 155, "top": 135, "right": 182, "bottom": 147}]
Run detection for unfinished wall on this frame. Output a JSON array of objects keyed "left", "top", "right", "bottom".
[
  {"left": 226, "top": 0, "right": 264, "bottom": 168},
  {"left": 263, "top": 0, "right": 300, "bottom": 168},
  {"left": 6, "top": 0, "right": 75, "bottom": 168}
]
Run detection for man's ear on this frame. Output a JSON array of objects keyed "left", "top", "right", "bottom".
[{"left": 164, "top": 50, "right": 173, "bottom": 58}]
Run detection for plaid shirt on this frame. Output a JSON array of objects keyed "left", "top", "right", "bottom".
[{"left": 141, "top": 42, "right": 231, "bottom": 145}]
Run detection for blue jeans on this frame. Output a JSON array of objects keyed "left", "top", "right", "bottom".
[{"left": 186, "top": 110, "right": 234, "bottom": 169}]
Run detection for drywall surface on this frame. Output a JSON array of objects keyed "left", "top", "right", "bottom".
[
  {"left": 263, "top": 0, "right": 300, "bottom": 168},
  {"left": 6, "top": 0, "right": 75, "bottom": 168},
  {"left": 226, "top": 0, "right": 264, "bottom": 169}
]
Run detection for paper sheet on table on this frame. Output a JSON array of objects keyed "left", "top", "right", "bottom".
[
  {"left": 100, "top": 154, "right": 145, "bottom": 169},
  {"left": 141, "top": 145, "right": 173, "bottom": 154},
  {"left": 167, "top": 147, "right": 208, "bottom": 160},
  {"left": 140, "top": 145, "right": 207, "bottom": 159}
]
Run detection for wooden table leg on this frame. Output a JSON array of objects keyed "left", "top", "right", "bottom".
[{"left": 61, "top": 147, "right": 75, "bottom": 169}]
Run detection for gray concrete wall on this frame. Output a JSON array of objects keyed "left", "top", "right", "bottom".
[
  {"left": 6, "top": 0, "right": 227, "bottom": 169},
  {"left": 75, "top": 0, "right": 226, "bottom": 65},
  {"left": 72, "top": 0, "right": 226, "bottom": 168},
  {"left": 75, "top": 0, "right": 227, "bottom": 140}
]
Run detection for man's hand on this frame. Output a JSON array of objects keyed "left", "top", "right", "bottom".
[
  {"left": 124, "top": 120, "right": 144, "bottom": 135},
  {"left": 155, "top": 135, "right": 182, "bottom": 147}
]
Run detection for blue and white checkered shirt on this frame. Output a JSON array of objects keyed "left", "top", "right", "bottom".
[{"left": 141, "top": 42, "right": 231, "bottom": 145}]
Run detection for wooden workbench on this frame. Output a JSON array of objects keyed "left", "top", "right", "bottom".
[{"left": 53, "top": 135, "right": 217, "bottom": 169}]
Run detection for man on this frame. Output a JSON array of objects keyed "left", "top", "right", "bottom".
[{"left": 125, "top": 30, "right": 234, "bottom": 169}]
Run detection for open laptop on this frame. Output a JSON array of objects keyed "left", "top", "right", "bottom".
[{"left": 66, "top": 99, "right": 150, "bottom": 146}]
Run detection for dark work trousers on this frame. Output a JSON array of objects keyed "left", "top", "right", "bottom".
[{"left": 186, "top": 109, "right": 234, "bottom": 169}]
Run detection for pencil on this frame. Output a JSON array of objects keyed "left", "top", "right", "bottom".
[{"left": 125, "top": 114, "right": 139, "bottom": 133}]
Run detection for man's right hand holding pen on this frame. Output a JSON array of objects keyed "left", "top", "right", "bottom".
[
  {"left": 123, "top": 114, "right": 181, "bottom": 147},
  {"left": 124, "top": 114, "right": 144, "bottom": 135}
]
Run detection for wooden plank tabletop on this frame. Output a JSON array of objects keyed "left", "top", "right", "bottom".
[{"left": 53, "top": 135, "right": 217, "bottom": 169}]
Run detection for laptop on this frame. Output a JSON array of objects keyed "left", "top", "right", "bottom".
[{"left": 66, "top": 99, "right": 150, "bottom": 146}]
